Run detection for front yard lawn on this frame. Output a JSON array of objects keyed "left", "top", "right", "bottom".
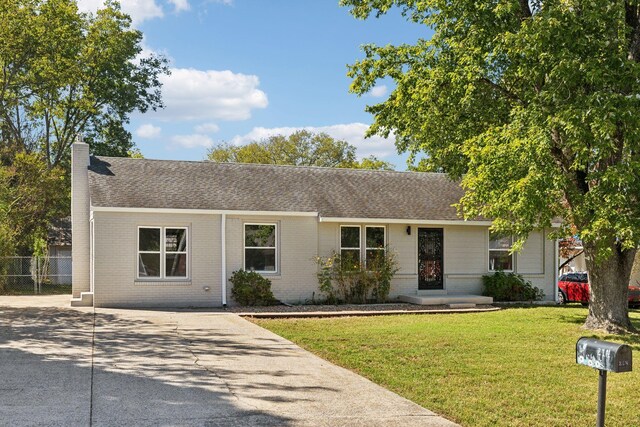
[{"left": 254, "top": 306, "right": 640, "bottom": 427}]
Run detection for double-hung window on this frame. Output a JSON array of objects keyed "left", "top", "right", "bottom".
[
  {"left": 365, "top": 226, "right": 385, "bottom": 267},
  {"left": 138, "top": 227, "right": 188, "bottom": 279},
  {"left": 340, "top": 225, "right": 386, "bottom": 268},
  {"left": 340, "top": 226, "right": 361, "bottom": 268},
  {"left": 244, "top": 224, "right": 277, "bottom": 273},
  {"left": 489, "top": 232, "right": 513, "bottom": 272}
]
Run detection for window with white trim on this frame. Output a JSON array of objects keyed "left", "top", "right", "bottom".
[
  {"left": 340, "top": 226, "right": 361, "bottom": 268},
  {"left": 244, "top": 224, "right": 277, "bottom": 272},
  {"left": 340, "top": 225, "right": 387, "bottom": 268},
  {"left": 365, "top": 226, "right": 386, "bottom": 267},
  {"left": 138, "top": 227, "right": 188, "bottom": 279},
  {"left": 489, "top": 232, "right": 513, "bottom": 272}
]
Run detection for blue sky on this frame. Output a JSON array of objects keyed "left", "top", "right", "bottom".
[{"left": 79, "top": 0, "right": 430, "bottom": 169}]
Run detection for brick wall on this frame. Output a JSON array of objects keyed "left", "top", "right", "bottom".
[{"left": 90, "top": 210, "right": 556, "bottom": 306}]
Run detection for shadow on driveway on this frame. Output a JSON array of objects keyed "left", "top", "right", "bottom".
[
  {"left": 0, "top": 302, "right": 458, "bottom": 426},
  {"left": 0, "top": 306, "right": 293, "bottom": 426}
]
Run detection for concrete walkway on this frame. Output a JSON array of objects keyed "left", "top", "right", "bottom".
[{"left": 0, "top": 296, "right": 458, "bottom": 426}]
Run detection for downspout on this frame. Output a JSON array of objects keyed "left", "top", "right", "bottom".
[
  {"left": 554, "top": 238, "right": 559, "bottom": 303},
  {"left": 221, "top": 213, "right": 227, "bottom": 307},
  {"left": 90, "top": 213, "right": 94, "bottom": 293}
]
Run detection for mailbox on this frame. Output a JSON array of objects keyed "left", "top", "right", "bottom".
[{"left": 576, "top": 338, "right": 632, "bottom": 373}]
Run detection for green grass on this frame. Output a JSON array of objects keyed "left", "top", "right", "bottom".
[
  {"left": 0, "top": 283, "right": 71, "bottom": 295},
  {"left": 254, "top": 306, "right": 640, "bottom": 427}
]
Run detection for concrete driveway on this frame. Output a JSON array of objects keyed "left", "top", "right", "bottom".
[{"left": 0, "top": 296, "right": 457, "bottom": 426}]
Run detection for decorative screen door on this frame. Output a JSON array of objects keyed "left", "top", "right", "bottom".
[{"left": 418, "top": 228, "right": 444, "bottom": 290}]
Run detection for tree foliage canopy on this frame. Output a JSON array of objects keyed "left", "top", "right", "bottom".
[
  {"left": 343, "top": 0, "right": 640, "bottom": 332},
  {"left": 0, "top": 152, "right": 67, "bottom": 255},
  {"left": 0, "top": 0, "right": 169, "bottom": 166},
  {"left": 207, "top": 130, "right": 394, "bottom": 170},
  {"left": 0, "top": 0, "right": 167, "bottom": 254}
]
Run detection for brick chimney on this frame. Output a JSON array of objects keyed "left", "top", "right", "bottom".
[{"left": 71, "top": 142, "right": 90, "bottom": 298}]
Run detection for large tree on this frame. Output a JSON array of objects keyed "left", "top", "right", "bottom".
[
  {"left": 0, "top": 0, "right": 168, "bottom": 166},
  {"left": 344, "top": 0, "right": 640, "bottom": 333},
  {"left": 0, "top": 0, "right": 167, "bottom": 255},
  {"left": 207, "top": 130, "right": 394, "bottom": 170},
  {"left": 0, "top": 152, "right": 67, "bottom": 256}
]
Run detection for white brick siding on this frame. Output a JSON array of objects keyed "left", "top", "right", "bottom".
[
  {"left": 71, "top": 143, "right": 90, "bottom": 298},
  {"left": 315, "top": 223, "right": 556, "bottom": 301},
  {"left": 224, "top": 215, "right": 319, "bottom": 305},
  {"left": 87, "top": 210, "right": 556, "bottom": 307},
  {"left": 93, "top": 211, "right": 221, "bottom": 307}
]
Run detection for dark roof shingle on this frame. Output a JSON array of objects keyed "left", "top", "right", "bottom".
[
  {"left": 47, "top": 216, "right": 72, "bottom": 246},
  {"left": 88, "top": 156, "right": 468, "bottom": 221}
]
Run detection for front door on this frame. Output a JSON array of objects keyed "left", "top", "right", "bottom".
[{"left": 418, "top": 228, "right": 444, "bottom": 290}]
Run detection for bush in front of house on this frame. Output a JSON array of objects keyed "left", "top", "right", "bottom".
[
  {"left": 315, "top": 248, "right": 399, "bottom": 304},
  {"left": 229, "top": 269, "right": 278, "bottom": 306},
  {"left": 366, "top": 249, "right": 400, "bottom": 303},
  {"left": 482, "top": 271, "right": 544, "bottom": 301}
]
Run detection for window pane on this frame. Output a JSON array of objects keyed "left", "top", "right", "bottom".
[
  {"left": 245, "top": 248, "right": 276, "bottom": 271},
  {"left": 245, "top": 225, "right": 276, "bottom": 247},
  {"left": 366, "top": 227, "right": 385, "bottom": 248},
  {"left": 340, "top": 249, "right": 361, "bottom": 270},
  {"left": 489, "top": 252, "right": 513, "bottom": 271},
  {"left": 366, "top": 249, "right": 384, "bottom": 267},
  {"left": 138, "top": 253, "right": 161, "bottom": 277},
  {"left": 139, "top": 228, "right": 160, "bottom": 251},
  {"left": 341, "top": 226, "right": 360, "bottom": 248},
  {"left": 166, "top": 254, "right": 187, "bottom": 277},
  {"left": 489, "top": 233, "right": 512, "bottom": 250},
  {"left": 166, "top": 228, "right": 187, "bottom": 252}
]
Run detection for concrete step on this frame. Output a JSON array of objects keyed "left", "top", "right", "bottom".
[
  {"left": 448, "top": 303, "right": 477, "bottom": 309},
  {"left": 416, "top": 289, "right": 447, "bottom": 296},
  {"left": 399, "top": 294, "right": 493, "bottom": 306},
  {"left": 70, "top": 292, "right": 93, "bottom": 307}
]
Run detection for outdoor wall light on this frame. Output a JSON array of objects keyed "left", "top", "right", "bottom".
[
  {"left": 203, "top": 286, "right": 211, "bottom": 292},
  {"left": 406, "top": 226, "right": 411, "bottom": 235}
]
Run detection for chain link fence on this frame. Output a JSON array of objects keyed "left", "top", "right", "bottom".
[{"left": 0, "top": 256, "right": 72, "bottom": 295}]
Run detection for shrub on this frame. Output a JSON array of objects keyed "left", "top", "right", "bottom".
[
  {"left": 482, "top": 271, "right": 545, "bottom": 302},
  {"left": 316, "top": 247, "right": 399, "bottom": 304},
  {"left": 229, "top": 270, "right": 277, "bottom": 306},
  {"left": 367, "top": 250, "right": 399, "bottom": 303}
]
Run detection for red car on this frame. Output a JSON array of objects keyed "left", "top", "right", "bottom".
[{"left": 557, "top": 272, "right": 640, "bottom": 307}]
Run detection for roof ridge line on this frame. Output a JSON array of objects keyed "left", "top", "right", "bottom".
[{"left": 91, "top": 155, "right": 449, "bottom": 177}]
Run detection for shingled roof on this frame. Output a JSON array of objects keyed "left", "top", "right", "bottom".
[
  {"left": 47, "top": 216, "right": 72, "bottom": 246},
  {"left": 88, "top": 156, "right": 469, "bottom": 221}
]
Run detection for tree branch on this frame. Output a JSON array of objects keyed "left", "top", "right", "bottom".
[
  {"left": 44, "top": 110, "right": 51, "bottom": 169},
  {"left": 625, "top": 2, "right": 640, "bottom": 61},
  {"left": 519, "top": 0, "right": 532, "bottom": 20},
  {"left": 479, "top": 77, "right": 525, "bottom": 106},
  {"left": 559, "top": 249, "right": 584, "bottom": 271}
]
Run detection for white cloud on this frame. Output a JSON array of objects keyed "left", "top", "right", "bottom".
[
  {"left": 370, "top": 85, "right": 388, "bottom": 98},
  {"left": 155, "top": 68, "right": 268, "bottom": 122},
  {"left": 168, "top": 0, "right": 190, "bottom": 12},
  {"left": 229, "top": 123, "right": 396, "bottom": 159},
  {"left": 135, "top": 124, "right": 162, "bottom": 139},
  {"left": 135, "top": 38, "right": 174, "bottom": 66},
  {"left": 77, "top": 0, "right": 195, "bottom": 24},
  {"left": 194, "top": 122, "right": 220, "bottom": 134},
  {"left": 170, "top": 134, "right": 214, "bottom": 149}
]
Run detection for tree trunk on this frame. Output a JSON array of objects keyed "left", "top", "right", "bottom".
[{"left": 583, "top": 242, "right": 636, "bottom": 334}]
